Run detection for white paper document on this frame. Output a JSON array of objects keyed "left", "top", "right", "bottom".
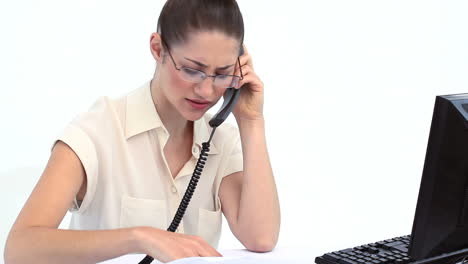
[
  {"left": 168, "top": 256, "right": 287, "bottom": 264},
  {"left": 99, "top": 247, "right": 314, "bottom": 264}
]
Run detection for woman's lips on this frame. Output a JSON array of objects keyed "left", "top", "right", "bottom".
[{"left": 186, "top": 98, "right": 210, "bottom": 110}]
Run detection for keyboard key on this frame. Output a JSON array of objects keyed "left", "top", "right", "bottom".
[
  {"left": 339, "top": 259, "right": 359, "bottom": 264},
  {"left": 376, "top": 241, "right": 386, "bottom": 247},
  {"left": 392, "top": 245, "right": 408, "bottom": 252},
  {"left": 381, "top": 244, "right": 391, "bottom": 250},
  {"left": 323, "top": 253, "right": 341, "bottom": 262},
  {"left": 387, "top": 242, "right": 403, "bottom": 248}
]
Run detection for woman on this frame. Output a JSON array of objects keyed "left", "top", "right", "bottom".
[{"left": 4, "top": 0, "right": 280, "bottom": 263}]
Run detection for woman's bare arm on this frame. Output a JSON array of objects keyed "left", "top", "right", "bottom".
[{"left": 3, "top": 141, "right": 141, "bottom": 264}]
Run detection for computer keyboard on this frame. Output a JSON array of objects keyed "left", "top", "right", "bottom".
[{"left": 316, "top": 235, "right": 413, "bottom": 264}]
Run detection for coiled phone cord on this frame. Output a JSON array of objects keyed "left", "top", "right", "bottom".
[{"left": 139, "top": 127, "right": 217, "bottom": 264}]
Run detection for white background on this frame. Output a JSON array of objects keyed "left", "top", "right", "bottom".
[{"left": 1, "top": 0, "right": 468, "bottom": 260}]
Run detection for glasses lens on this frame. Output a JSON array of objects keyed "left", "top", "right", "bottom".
[
  {"left": 180, "top": 68, "right": 205, "bottom": 83},
  {"left": 214, "top": 75, "right": 240, "bottom": 88}
]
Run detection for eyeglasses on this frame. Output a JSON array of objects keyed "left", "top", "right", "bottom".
[{"left": 162, "top": 40, "right": 243, "bottom": 89}]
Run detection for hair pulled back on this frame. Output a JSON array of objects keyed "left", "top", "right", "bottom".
[{"left": 157, "top": 0, "right": 244, "bottom": 51}]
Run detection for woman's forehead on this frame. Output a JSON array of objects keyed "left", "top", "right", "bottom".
[{"left": 171, "top": 31, "right": 240, "bottom": 64}]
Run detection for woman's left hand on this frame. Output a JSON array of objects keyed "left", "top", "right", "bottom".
[{"left": 230, "top": 44, "right": 264, "bottom": 122}]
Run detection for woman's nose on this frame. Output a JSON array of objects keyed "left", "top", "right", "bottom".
[{"left": 195, "top": 77, "right": 215, "bottom": 98}]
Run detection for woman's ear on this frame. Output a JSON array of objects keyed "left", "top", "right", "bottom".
[{"left": 150, "top": 32, "right": 164, "bottom": 63}]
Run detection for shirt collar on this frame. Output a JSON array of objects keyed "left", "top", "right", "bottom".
[
  {"left": 125, "top": 81, "right": 218, "bottom": 154},
  {"left": 125, "top": 81, "right": 164, "bottom": 139}
]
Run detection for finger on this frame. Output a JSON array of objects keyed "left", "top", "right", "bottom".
[
  {"left": 237, "top": 73, "right": 263, "bottom": 91},
  {"left": 191, "top": 241, "right": 212, "bottom": 257},
  {"left": 185, "top": 237, "right": 215, "bottom": 257},
  {"left": 195, "top": 240, "right": 223, "bottom": 257},
  {"left": 242, "top": 45, "right": 254, "bottom": 68},
  {"left": 240, "top": 64, "right": 252, "bottom": 74},
  {"left": 239, "top": 53, "right": 254, "bottom": 70},
  {"left": 239, "top": 53, "right": 252, "bottom": 66},
  {"left": 191, "top": 236, "right": 222, "bottom": 257},
  {"left": 196, "top": 246, "right": 220, "bottom": 257},
  {"left": 181, "top": 247, "right": 198, "bottom": 258},
  {"left": 206, "top": 246, "right": 223, "bottom": 257},
  {"left": 235, "top": 64, "right": 253, "bottom": 78}
]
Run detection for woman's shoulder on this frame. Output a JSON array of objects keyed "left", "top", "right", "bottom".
[
  {"left": 70, "top": 95, "right": 124, "bottom": 129},
  {"left": 72, "top": 81, "right": 149, "bottom": 124},
  {"left": 63, "top": 86, "right": 137, "bottom": 143}
]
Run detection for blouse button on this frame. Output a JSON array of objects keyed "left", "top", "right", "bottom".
[
  {"left": 192, "top": 146, "right": 199, "bottom": 154},
  {"left": 171, "top": 186, "right": 177, "bottom": 193}
]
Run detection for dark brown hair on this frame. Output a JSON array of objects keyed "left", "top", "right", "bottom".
[{"left": 157, "top": 0, "right": 244, "bottom": 54}]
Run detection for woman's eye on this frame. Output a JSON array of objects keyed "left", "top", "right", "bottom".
[
  {"left": 182, "top": 68, "right": 200, "bottom": 76},
  {"left": 216, "top": 75, "right": 229, "bottom": 80}
]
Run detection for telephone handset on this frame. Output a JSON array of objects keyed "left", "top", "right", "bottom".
[
  {"left": 139, "top": 47, "right": 243, "bottom": 264},
  {"left": 209, "top": 45, "right": 243, "bottom": 127},
  {"left": 209, "top": 87, "right": 241, "bottom": 127}
]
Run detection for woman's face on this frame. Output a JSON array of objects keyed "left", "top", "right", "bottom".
[{"left": 158, "top": 31, "right": 240, "bottom": 121}]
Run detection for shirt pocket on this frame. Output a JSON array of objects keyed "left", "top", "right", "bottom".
[
  {"left": 119, "top": 195, "right": 167, "bottom": 230},
  {"left": 197, "top": 196, "right": 222, "bottom": 249}
]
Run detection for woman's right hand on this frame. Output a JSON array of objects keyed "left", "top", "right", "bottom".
[{"left": 134, "top": 226, "right": 223, "bottom": 263}]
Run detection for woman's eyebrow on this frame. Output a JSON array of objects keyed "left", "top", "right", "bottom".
[{"left": 184, "top": 57, "right": 235, "bottom": 70}]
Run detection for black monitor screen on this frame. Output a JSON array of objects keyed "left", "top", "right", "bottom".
[{"left": 409, "top": 94, "right": 468, "bottom": 260}]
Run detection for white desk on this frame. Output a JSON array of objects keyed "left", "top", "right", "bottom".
[{"left": 100, "top": 247, "right": 315, "bottom": 264}]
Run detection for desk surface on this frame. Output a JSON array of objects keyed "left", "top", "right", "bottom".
[{"left": 99, "top": 247, "right": 315, "bottom": 264}]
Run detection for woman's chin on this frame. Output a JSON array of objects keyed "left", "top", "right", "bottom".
[{"left": 182, "top": 110, "right": 206, "bottom": 122}]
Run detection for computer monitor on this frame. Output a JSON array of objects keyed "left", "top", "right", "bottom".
[{"left": 409, "top": 94, "right": 468, "bottom": 260}]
